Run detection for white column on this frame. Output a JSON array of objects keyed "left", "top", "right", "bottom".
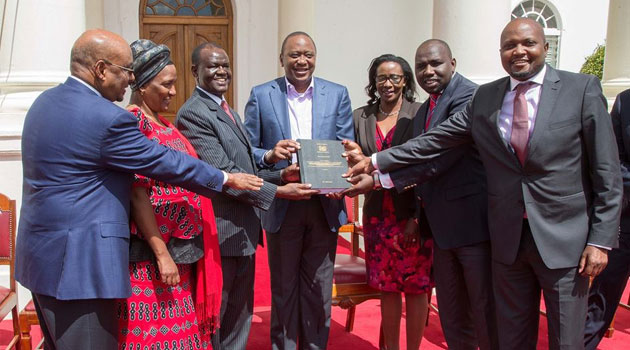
[
  {"left": 0, "top": 0, "right": 86, "bottom": 311},
  {"left": 433, "top": 0, "right": 511, "bottom": 84},
  {"left": 601, "top": 0, "right": 630, "bottom": 100},
  {"left": 277, "top": 0, "right": 315, "bottom": 75}
]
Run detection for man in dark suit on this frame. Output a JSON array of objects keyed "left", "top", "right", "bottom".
[
  {"left": 14, "top": 30, "right": 262, "bottom": 350},
  {"left": 346, "top": 19, "right": 622, "bottom": 349},
  {"left": 244, "top": 32, "right": 353, "bottom": 350},
  {"left": 176, "top": 42, "right": 317, "bottom": 350},
  {"left": 584, "top": 88, "right": 630, "bottom": 350},
  {"left": 385, "top": 39, "right": 497, "bottom": 350}
]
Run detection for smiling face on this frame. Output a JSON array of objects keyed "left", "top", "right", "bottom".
[
  {"left": 500, "top": 18, "right": 549, "bottom": 81},
  {"left": 375, "top": 61, "right": 406, "bottom": 105},
  {"left": 280, "top": 34, "right": 316, "bottom": 92},
  {"left": 193, "top": 47, "right": 231, "bottom": 96},
  {"left": 415, "top": 41, "right": 455, "bottom": 94},
  {"left": 140, "top": 64, "right": 176, "bottom": 113}
]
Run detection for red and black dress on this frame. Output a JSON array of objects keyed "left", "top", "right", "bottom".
[
  {"left": 117, "top": 107, "right": 222, "bottom": 350},
  {"left": 363, "top": 123, "right": 434, "bottom": 294}
]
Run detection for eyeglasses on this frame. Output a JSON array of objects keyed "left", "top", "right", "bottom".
[
  {"left": 100, "top": 59, "right": 134, "bottom": 75},
  {"left": 376, "top": 74, "right": 404, "bottom": 84}
]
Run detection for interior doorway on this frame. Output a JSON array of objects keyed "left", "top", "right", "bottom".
[{"left": 139, "top": 0, "right": 234, "bottom": 121}]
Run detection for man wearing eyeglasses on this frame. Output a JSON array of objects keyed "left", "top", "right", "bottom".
[
  {"left": 244, "top": 32, "right": 353, "bottom": 350},
  {"left": 15, "top": 29, "right": 263, "bottom": 350}
]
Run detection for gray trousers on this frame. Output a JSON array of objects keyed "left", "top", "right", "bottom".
[
  {"left": 211, "top": 254, "right": 256, "bottom": 350},
  {"left": 433, "top": 241, "right": 498, "bottom": 350},
  {"left": 32, "top": 293, "right": 117, "bottom": 350},
  {"left": 493, "top": 222, "right": 589, "bottom": 350},
  {"left": 266, "top": 198, "right": 338, "bottom": 350}
]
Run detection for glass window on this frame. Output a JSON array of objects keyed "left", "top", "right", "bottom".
[
  {"left": 511, "top": 0, "right": 562, "bottom": 68},
  {"left": 144, "top": 0, "right": 226, "bottom": 16}
]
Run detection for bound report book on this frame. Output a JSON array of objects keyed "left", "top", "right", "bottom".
[{"left": 296, "top": 139, "right": 350, "bottom": 193}]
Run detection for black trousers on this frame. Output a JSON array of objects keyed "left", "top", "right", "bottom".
[
  {"left": 584, "top": 231, "right": 630, "bottom": 350},
  {"left": 32, "top": 293, "right": 117, "bottom": 350},
  {"left": 433, "top": 241, "right": 498, "bottom": 350}
]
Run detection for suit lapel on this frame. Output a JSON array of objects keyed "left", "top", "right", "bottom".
[
  {"left": 490, "top": 78, "right": 519, "bottom": 163},
  {"left": 196, "top": 89, "right": 249, "bottom": 146},
  {"left": 270, "top": 79, "right": 291, "bottom": 139},
  {"left": 360, "top": 105, "right": 378, "bottom": 154},
  {"left": 525, "top": 66, "right": 560, "bottom": 165},
  {"left": 312, "top": 78, "right": 327, "bottom": 139},
  {"left": 417, "top": 101, "right": 429, "bottom": 135},
  {"left": 391, "top": 100, "right": 414, "bottom": 146},
  {"left": 429, "top": 73, "right": 459, "bottom": 129}
]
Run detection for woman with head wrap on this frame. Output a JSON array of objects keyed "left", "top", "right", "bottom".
[{"left": 116, "top": 39, "right": 221, "bottom": 349}]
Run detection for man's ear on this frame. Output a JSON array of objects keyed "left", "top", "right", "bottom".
[
  {"left": 93, "top": 60, "right": 107, "bottom": 81},
  {"left": 191, "top": 64, "right": 198, "bottom": 79},
  {"left": 279, "top": 54, "right": 284, "bottom": 68}
]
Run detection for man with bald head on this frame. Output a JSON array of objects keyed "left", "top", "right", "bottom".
[
  {"left": 346, "top": 18, "right": 621, "bottom": 349},
  {"left": 15, "top": 29, "right": 262, "bottom": 349}
]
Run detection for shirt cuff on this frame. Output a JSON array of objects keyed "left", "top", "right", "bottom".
[
  {"left": 587, "top": 243, "right": 611, "bottom": 250},
  {"left": 222, "top": 171, "right": 229, "bottom": 185},
  {"left": 371, "top": 153, "right": 379, "bottom": 171},
  {"left": 378, "top": 171, "right": 394, "bottom": 189},
  {"left": 261, "top": 150, "right": 272, "bottom": 167}
]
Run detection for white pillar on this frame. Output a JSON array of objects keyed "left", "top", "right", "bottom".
[
  {"left": 0, "top": 0, "right": 86, "bottom": 311},
  {"left": 277, "top": 0, "right": 315, "bottom": 75},
  {"left": 601, "top": 0, "right": 630, "bottom": 100},
  {"left": 433, "top": 0, "right": 511, "bottom": 84}
]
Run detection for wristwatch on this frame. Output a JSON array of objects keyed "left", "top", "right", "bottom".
[{"left": 372, "top": 172, "right": 382, "bottom": 190}]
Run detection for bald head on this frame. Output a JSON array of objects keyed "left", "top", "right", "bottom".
[
  {"left": 499, "top": 18, "right": 548, "bottom": 81},
  {"left": 70, "top": 29, "right": 134, "bottom": 102},
  {"left": 70, "top": 29, "right": 131, "bottom": 75}
]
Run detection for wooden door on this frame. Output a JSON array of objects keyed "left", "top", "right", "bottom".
[{"left": 139, "top": 0, "right": 233, "bottom": 122}]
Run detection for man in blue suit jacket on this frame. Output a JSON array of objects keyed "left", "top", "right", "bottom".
[
  {"left": 244, "top": 32, "right": 353, "bottom": 350},
  {"left": 15, "top": 29, "right": 262, "bottom": 350}
]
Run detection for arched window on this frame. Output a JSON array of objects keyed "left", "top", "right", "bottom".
[
  {"left": 144, "top": 0, "right": 228, "bottom": 16},
  {"left": 511, "top": 0, "right": 562, "bottom": 68}
]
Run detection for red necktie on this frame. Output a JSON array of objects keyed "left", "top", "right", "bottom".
[
  {"left": 510, "top": 82, "right": 533, "bottom": 165},
  {"left": 424, "top": 93, "right": 440, "bottom": 131},
  {"left": 220, "top": 100, "right": 236, "bottom": 124}
]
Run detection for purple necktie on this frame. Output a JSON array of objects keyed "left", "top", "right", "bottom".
[{"left": 510, "top": 82, "right": 533, "bottom": 165}]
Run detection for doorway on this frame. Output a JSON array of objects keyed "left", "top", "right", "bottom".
[{"left": 139, "top": 0, "right": 234, "bottom": 121}]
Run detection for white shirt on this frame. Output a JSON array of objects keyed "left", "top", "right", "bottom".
[{"left": 286, "top": 77, "right": 314, "bottom": 163}]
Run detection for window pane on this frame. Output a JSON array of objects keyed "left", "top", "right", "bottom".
[
  {"left": 153, "top": 3, "right": 175, "bottom": 15},
  {"left": 177, "top": 7, "right": 195, "bottom": 15}
]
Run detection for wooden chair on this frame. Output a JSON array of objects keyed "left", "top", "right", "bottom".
[
  {"left": 604, "top": 277, "right": 630, "bottom": 338},
  {"left": 0, "top": 193, "right": 20, "bottom": 349},
  {"left": 19, "top": 299, "right": 41, "bottom": 350},
  {"left": 332, "top": 196, "right": 382, "bottom": 333}
]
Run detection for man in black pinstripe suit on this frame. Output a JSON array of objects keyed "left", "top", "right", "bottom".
[{"left": 176, "top": 43, "right": 318, "bottom": 350}]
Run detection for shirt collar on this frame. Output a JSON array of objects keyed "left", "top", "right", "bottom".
[
  {"left": 509, "top": 64, "right": 546, "bottom": 91},
  {"left": 285, "top": 77, "right": 314, "bottom": 99},
  {"left": 69, "top": 76, "right": 101, "bottom": 97},
  {"left": 196, "top": 86, "right": 224, "bottom": 106}
]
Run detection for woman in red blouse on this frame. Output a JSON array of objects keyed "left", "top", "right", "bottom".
[{"left": 116, "top": 39, "right": 221, "bottom": 350}]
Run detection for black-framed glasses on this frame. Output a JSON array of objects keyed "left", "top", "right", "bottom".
[
  {"left": 376, "top": 74, "right": 404, "bottom": 84},
  {"left": 100, "top": 59, "right": 134, "bottom": 75}
]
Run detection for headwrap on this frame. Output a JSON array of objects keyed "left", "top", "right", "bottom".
[{"left": 129, "top": 39, "right": 173, "bottom": 90}]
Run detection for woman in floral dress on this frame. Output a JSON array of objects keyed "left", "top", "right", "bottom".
[{"left": 352, "top": 54, "right": 434, "bottom": 350}]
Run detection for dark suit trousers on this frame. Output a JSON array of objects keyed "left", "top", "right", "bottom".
[
  {"left": 212, "top": 254, "right": 256, "bottom": 350},
  {"left": 493, "top": 221, "right": 589, "bottom": 350},
  {"left": 32, "top": 293, "right": 117, "bottom": 350},
  {"left": 433, "top": 241, "right": 498, "bottom": 350},
  {"left": 266, "top": 198, "right": 338, "bottom": 350},
  {"left": 584, "top": 231, "right": 630, "bottom": 350}
]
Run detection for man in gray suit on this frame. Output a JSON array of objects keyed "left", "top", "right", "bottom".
[
  {"left": 176, "top": 43, "right": 317, "bottom": 350},
  {"left": 346, "top": 19, "right": 622, "bottom": 349}
]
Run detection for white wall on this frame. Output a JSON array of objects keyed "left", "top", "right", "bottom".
[{"left": 509, "top": 0, "right": 609, "bottom": 73}]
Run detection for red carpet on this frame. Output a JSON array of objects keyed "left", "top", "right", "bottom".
[
  {"left": 3, "top": 234, "right": 629, "bottom": 349},
  {"left": 247, "top": 233, "right": 630, "bottom": 350}
]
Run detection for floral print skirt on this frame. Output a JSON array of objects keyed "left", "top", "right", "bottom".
[{"left": 363, "top": 196, "right": 434, "bottom": 294}]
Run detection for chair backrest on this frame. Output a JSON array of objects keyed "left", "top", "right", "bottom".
[
  {"left": 0, "top": 193, "right": 17, "bottom": 290},
  {"left": 344, "top": 196, "right": 360, "bottom": 224}
]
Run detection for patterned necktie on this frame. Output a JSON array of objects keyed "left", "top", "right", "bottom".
[
  {"left": 220, "top": 100, "right": 236, "bottom": 124},
  {"left": 510, "top": 82, "right": 533, "bottom": 165},
  {"left": 424, "top": 93, "right": 441, "bottom": 131}
]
